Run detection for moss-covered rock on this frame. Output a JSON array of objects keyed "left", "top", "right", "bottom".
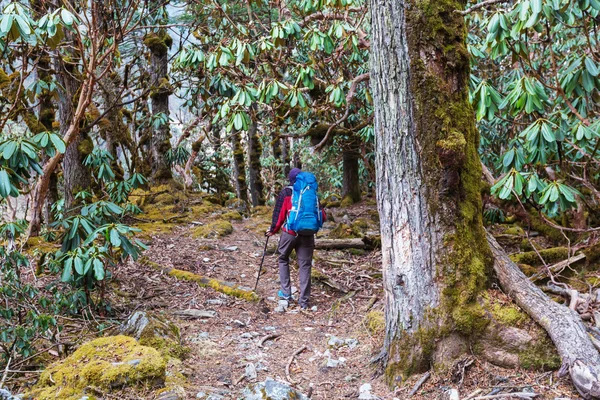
[
  {"left": 222, "top": 211, "right": 243, "bottom": 221},
  {"left": 509, "top": 247, "right": 569, "bottom": 266},
  {"left": 27, "top": 336, "right": 166, "bottom": 400},
  {"left": 192, "top": 220, "right": 233, "bottom": 238},
  {"left": 504, "top": 226, "right": 524, "bottom": 236},
  {"left": 121, "top": 311, "right": 188, "bottom": 360},
  {"left": 328, "top": 223, "right": 362, "bottom": 239}
]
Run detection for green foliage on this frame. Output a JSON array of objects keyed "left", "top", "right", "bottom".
[{"left": 469, "top": 0, "right": 600, "bottom": 219}]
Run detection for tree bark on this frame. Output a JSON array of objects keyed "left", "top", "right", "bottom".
[
  {"left": 231, "top": 131, "right": 248, "bottom": 202},
  {"left": 488, "top": 233, "right": 600, "bottom": 399},
  {"left": 247, "top": 109, "right": 265, "bottom": 207},
  {"left": 28, "top": 77, "right": 95, "bottom": 236},
  {"left": 371, "top": 0, "right": 491, "bottom": 377},
  {"left": 342, "top": 140, "right": 361, "bottom": 204},
  {"left": 57, "top": 54, "right": 92, "bottom": 211},
  {"left": 146, "top": 29, "right": 173, "bottom": 182}
]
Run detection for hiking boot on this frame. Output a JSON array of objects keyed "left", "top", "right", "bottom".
[
  {"left": 277, "top": 290, "right": 292, "bottom": 300},
  {"left": 300, "top": 304, "right": 309, "bottom": 311}
]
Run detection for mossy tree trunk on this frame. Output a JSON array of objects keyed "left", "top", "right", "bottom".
[
  {"left": 231, "top": 131, "right": 248, "bottom": 202},
  {"left": 247, "top": 107, "right": 265, "bottom": 206},
  {"left": 57, "top": 48, "right": 92, "bottom": 212},
  {"left": 342, "top": 139, "right": 361, "bottom": 204},
  {"left": 99, "top": 73, "right": 129, "bottom": 180},
  {"left": 146, "top": 28, "right": 173, "bottom": 183},
  {"left": 371, "top": 0, "right": 491, "bottom": 378}
]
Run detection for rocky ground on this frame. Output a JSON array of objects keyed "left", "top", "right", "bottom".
[{"left": 11, "top": 195, "right": 585, "bottom": 399}]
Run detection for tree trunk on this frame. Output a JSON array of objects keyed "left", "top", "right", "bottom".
[
  {"left": 488, "top": 233, "right": 600, "bottom": 399},
  {"left": 282, "top": 137, "right": 291, "bottom": 176},
  {"left": 28, "top": 77, "right": 94, "bottom": 236},
  {"left": 342, "top": 140, "right": 361, "bottom": 204},
  {"left": 371, "top": 0, "right": 491, "bottom": 378},
  {"left": 57, "top": 55, "right": 91, "bottom": 211},
  {"left": 231, "top": 131, "right": 248, "bottom": 202},
  {"left": 247, "top": 111, "right": 265, "bottom": 207},
  {"left": 146, "top": 29, "right": 173, "bottom": 182}
]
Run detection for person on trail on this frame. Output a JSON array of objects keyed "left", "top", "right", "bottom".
[{"left": 266, "top": 168, "right": 326, "bottom": 310}]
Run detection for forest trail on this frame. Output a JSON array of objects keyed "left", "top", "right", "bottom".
[{"left": 110, "top": 201, "right": 580, "bottom": 400}]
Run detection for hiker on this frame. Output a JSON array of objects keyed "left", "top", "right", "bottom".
[{"left": 266, "top": 168, "right": 326, "bottom": 310}]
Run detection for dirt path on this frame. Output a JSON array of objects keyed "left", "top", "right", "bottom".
[{"left": 114, "top": 204, "right": 580, "bottom": 399}]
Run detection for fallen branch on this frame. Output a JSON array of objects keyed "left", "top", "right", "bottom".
[
  {"left": 258, "top": 333, "right": 282, "bottom": 348},
  {"left": 472, "top": 393, "right": 538, "bottom": 400},
  {"left": 408, "top": 371, "right": 430, "bottom": 396},
  {"left": 457, "top": 0, "right": 509, "bottom": 14},
  {"left": 488, "top": 233, "right": 600, "bottom": 399},
  {"left": 286, "top": 345, "right": 307, "bottom": 385}
]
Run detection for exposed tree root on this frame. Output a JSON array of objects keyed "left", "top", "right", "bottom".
[
  {"left": 488, "top": 233, "right": 600, "bottom": 399},
  {"left": 139, "top": 257, "right": 259, "bottom": 302}
]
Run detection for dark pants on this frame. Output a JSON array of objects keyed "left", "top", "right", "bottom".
[{"left": 278, "top": 232, "right": 315, "bottom": 307}]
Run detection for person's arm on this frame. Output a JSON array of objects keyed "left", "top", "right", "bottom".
[
  {"left": 269, "top": 188, "right": 291, "bottom": 233},
  {"left": 272, "top": 196, "right": 292, "bottom": 233}
]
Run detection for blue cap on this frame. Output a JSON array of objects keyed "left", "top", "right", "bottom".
[{"left": 289, "top": 168, "right": 301, "bottom": 184}]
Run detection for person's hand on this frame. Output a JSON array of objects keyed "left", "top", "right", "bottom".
[{"left": 265, "top": 230, "right": 274, "bottom": 237}]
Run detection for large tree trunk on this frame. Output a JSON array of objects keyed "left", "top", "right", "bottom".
[
  {"left": 371, "top": 0, "right": 491, "bottom": 377},
  {"left": 342, "top": 139, "right": 361, "bottom": 204},
  {"left": 146, "top": 29, "right": 173, "bottom": 182},
  {"left": 232, "top": 131, "right": 248, "bottom": 202},
  {"left": 488, "top": 233, "right": 600, "bottom": 399},
  {"left": 247, "top": 110, "right": 265, "bottom": 207}
]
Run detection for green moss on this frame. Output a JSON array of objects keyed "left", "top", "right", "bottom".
[
  {"left": 451, "top": 303, "right": 489, "bottom": 335},
  {"left": 519, "top": 336, "right": 561, "bottom": 370},
  {"left": 526, "top": 211, "right": 566, "bottom": 244},
  {"left": 340, "top": 196, "right": 354, "bottom": 208},
  {"left": 352, "top": 218, "right": 369, "bottom": 230},
  {"left": 520, "top": 239, "right": 533, "bottom": 252},
  {"left": 136, "top": 314, "right": 189, "bottom": 360},
  {"left": 347, "top": 248, "right": 366, "bottom": 256},
  {"left": 154, "top": 193, "right": 176, "bottom": 205},
  {"left": 144, "top": 31, "right": 172, "bottom": 55},
  {"left": 489, "top": 302, "right": 527, "bottom": 326},
  {"left": 517, "top": 263, "right": 538, "bottom": 276},
  {"left": 504, "top": 226, "right": 525, "bottom": 236},
  {"left": 222, "top": 211, "right": 243, "bottom": 221},
  {"left": 509, "top": 247, "right": 569, "bottom": 266},
  {"left": 329, "top": 223, "right": 362, "bottom": 239},
  {"left": 27, "top": 336, "right": 166, "bottom": 399},
  {"left": 364, "top": 310, "right": 384, "bottom": 335},
  {"left": 192, "top": 220, "right": 233, "bottom": 238}
]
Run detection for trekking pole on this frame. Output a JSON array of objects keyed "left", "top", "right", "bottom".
[{"left": 253, "top": 235, "right": 270, "bottom": 292}]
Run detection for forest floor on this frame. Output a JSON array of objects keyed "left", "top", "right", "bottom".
[
  {"left": 103, "top": 200, "right": 581, "bottom": 400},
  {"left": 10, "top": 198, "right": 585, "bottom": 399}
]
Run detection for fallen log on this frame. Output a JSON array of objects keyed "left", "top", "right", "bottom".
[
  {"left": 315, "top": 238, "right": 365, "bottom": 250},
  {"left": 140, "top": 257, "right": 259, "bottom": 302},
  {"left": 488, "top": 233, "right": 600, "bottom": 399}
]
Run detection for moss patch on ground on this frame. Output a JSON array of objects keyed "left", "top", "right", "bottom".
[
  {"left": 364, "top": 310, "right": 384, "bottom": 335},
  {"left": 192, "top": 220, "right": 233, "bottom": 238},
  {"left": 27, "top": 335, "right": 166, "bottom": 400}
]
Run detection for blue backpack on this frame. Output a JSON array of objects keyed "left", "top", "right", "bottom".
[{"left": 285, "top": 172, "right": 323, "bottom": 235}]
